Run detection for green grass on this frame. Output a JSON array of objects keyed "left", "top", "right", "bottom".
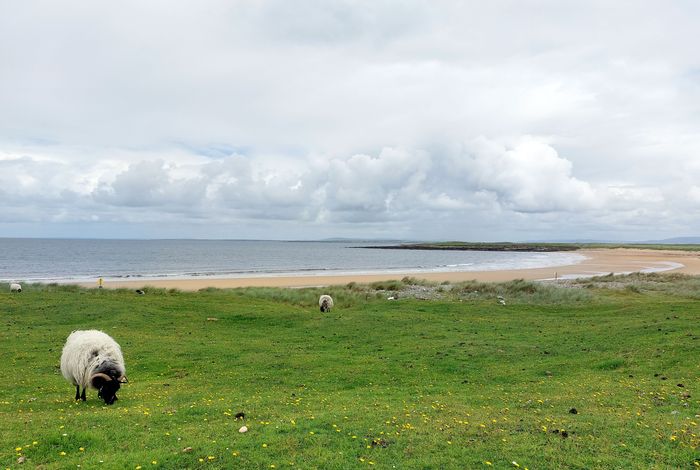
[{"left": 1, "top": 277, "right": 699, "bottom": 469}]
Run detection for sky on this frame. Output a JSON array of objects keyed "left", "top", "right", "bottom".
[{"left": 1, "top": 1, "right": 699, "bottom": 241}]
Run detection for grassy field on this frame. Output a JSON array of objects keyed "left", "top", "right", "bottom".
[{"left": 1, "top": 275, "right": 699, "bottom": 469}]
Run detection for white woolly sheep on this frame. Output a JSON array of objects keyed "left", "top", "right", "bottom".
[
  {"left": 60, "top": 330, "right": 127, "bottom": 404},
  {"left": 319, "top": 294, "right": 334, "bottom": 312},
  {"left": 10, "top": 283, "right": 22, "bottom": 293}
]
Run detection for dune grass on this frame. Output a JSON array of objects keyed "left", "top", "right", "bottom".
[{"left": 1, "top": 277, "right": 699, "bottom": 469}]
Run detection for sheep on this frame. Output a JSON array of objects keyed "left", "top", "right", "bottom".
[
  {"left": 319, "top": 294, "right": 334, "bottom": 312},
  {"left": 60, "top": 330, "right": 127, "bottom": 405},
  {"left": 10, "top": 283, "right": 22, "bottom": 293}
]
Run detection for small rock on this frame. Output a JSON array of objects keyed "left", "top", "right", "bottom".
[
  {"left": 239, "top": 425, "right": 248, "bottom": 433},
  {"left": 207, "top": 317, "right": 218, "bottom": 321},
  {"left": 569, "top": 408, "right": 578, "bottom": 414},
  {"left": 182, "top": 447, "right": 193, "bottom": 453},
  {"left": 17, "top": 456, "right": 26, "bottom": 464},
  {"left": 387, "top": 296, "right": 395, "bottom": 301}
]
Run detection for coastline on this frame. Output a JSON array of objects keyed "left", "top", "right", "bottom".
[{"left": 83, "top": 248, "right": 700, "bottom": 291}]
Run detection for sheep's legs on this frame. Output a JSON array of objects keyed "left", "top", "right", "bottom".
[{"left": 74, "top": 386, "right": 87, "bottom": 401}]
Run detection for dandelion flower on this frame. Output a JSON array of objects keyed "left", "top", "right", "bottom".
[{"left": 59, "top": 452, "right": 66, "bottom": 456}]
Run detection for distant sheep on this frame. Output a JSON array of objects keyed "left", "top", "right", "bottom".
[
  {"left": 10, "top": 283, "right": 22, "bottom": 293},
  {"left": 319, "top": 294, "right": 334, "bottom": 312},
  {"left": 60, "top": 330, "right": 127, "bottom": 404}
]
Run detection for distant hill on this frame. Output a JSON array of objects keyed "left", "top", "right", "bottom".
[{"left": 645, "top": 237, "right": 700, "bottom": 244}]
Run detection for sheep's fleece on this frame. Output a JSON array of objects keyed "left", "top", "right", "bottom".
[{"left": 60, "top": 330, "right": 126, "bottom": 391}]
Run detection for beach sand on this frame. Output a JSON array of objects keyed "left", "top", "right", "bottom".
[{"left": 87, "top": 248, "right": 700, "bottom": 291}]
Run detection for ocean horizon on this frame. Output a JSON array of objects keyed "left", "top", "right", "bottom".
[{"left": 0, "top": 238, "right": 587, "bottom": 283}]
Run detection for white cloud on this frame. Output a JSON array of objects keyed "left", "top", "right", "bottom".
[
  {"left": 453, "top": 137, "right": 599, "bottom": 213},
  {"left": 1, "top": 1, "right": 699, "bottom": 239}
]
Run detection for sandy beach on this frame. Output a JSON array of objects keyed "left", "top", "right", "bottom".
[{"left": 88, "top": 248, "right": 700, "bottom": 291}]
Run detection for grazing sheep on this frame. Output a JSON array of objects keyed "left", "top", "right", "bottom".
[
  {"left": 319, "top": 294, "right": 334, "bottom": 312},
  {"left": 60, "top": 330, "right": 127, "bottom": 404},
  {"left": 135, "top": 289, "right": 145, "bottom": 295},
  {"left": 9, "top": 283, "right": 22, "bottom": 293}
]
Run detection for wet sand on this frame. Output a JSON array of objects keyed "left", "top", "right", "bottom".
[{"left": 87, "top": 248, "right": 700, "bottom": 291}]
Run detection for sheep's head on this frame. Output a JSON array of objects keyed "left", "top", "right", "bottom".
[
  {"left": 91, "top": 372, "right": 128, "bottom": 405},
  {"left": 320, "top": 299, "right": 331, "bottom": 312}
]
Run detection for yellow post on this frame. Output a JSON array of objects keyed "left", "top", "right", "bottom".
[{"left": 98, "top": 277, "right": 104, "bottom": 288}]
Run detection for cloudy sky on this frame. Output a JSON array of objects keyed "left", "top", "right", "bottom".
[{"left": 1, "top": 1, "right": 699, "bottom": 241}]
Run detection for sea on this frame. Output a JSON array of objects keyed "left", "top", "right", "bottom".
[{"left": 0, "top": 238, "right": 587, "bottom": 283}]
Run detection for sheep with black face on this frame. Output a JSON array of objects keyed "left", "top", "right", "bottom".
[
  {"left": 319, "top": 294, "right": 334, "bottom": 313},
  {"left": 60, "top": 330, "right": 127, "bottom": 405}
]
